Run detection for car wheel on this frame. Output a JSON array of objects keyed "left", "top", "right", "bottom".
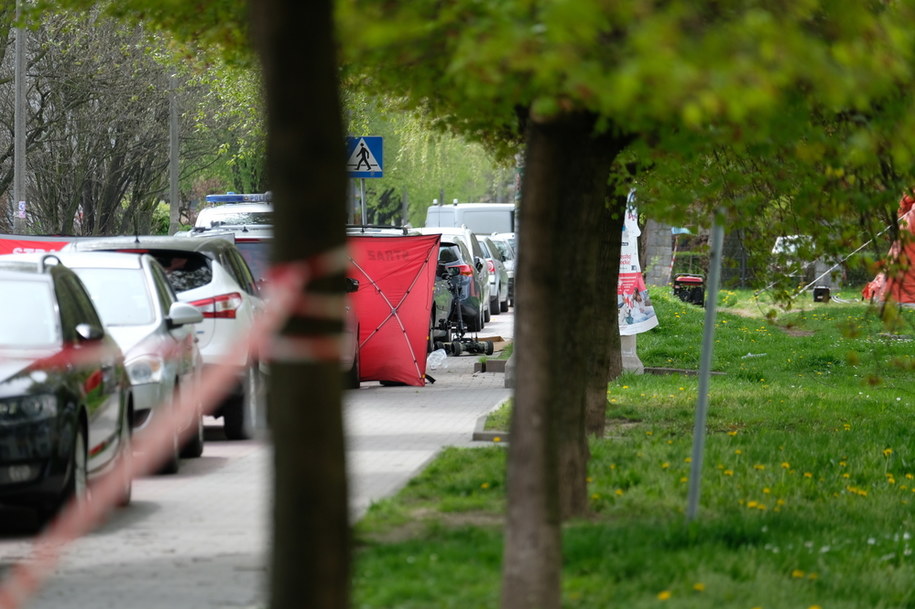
[
  {"left": 345, "top": 352, "right": 360, "bottom": 389},
  {"left": 116, "top": 407, "right": 133, "bottom": 507},
  {"left": 225, "top": 364, "right": 260, "bottom": 440},
  {"left": 483, "top": 305, "right": 491, "bottom": 323},
  {"left": 41, "top": 420, "right": 89, "bottom": 525},
  {"left": 466, "top": 307, "right": 481, "bottom": 332},
  {"left": 158, "top": 387, "right": 181, "bottom": 474},
  {"left": 489, "top": 293, "right": 500, "bottom": 315},
  {"left": 68, "top": 423, "right": 90, "bottom": 505},
  {"left": 500, "top": 297, "right": 509, "bottom": 313},
  {"left": 180, "top": 405, "right": 205, "bottom": 458}
]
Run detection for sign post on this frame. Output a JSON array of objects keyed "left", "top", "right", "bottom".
[{"left": 345, "top": 136, "right": 384, "bottom": 225}]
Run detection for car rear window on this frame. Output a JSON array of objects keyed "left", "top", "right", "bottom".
[
  {"left": 235, "top": 240, "right": 271, "bottom": 284},
  {"left": 147, "top": 251, "right": 213, "bottom": 292},
  {"left": 439, "top": 244, "right": 462, "bottom": 264}
]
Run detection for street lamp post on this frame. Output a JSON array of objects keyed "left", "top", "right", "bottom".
[{"left": 13, "top": 0, "right": 27, "bottom": 233}]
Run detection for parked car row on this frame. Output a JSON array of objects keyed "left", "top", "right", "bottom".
[
  {"left": 417, "top": 226, "right": 516, "bottom": 337},
  {"left": 0, "top": 230, "right": 275, "bottom": 525}
]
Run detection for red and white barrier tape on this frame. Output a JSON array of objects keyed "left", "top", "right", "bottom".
[{"left": 0, "top": 248, "right": 351, "bottom": 608}]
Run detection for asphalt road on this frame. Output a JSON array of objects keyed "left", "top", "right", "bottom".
[{"left": 0, "top": 310, "right": 514, "bottom": 608}]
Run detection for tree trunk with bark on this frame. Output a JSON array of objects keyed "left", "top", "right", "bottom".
[
  {"left": 501, "top": 111, "right": 627, "bottom": 609},
  {"left": 250, "top": 2, "right": 351, "bottom": 609}
]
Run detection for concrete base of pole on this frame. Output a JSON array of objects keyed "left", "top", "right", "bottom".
[{"left": 620, "top": 334, "right": 644, "bottom": 374}]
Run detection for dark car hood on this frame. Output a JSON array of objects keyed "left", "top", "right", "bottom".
[{"left": 0, "top": 349, "right": 55, "bottom": 396}]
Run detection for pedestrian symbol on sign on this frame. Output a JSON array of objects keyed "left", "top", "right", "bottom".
[
  {"left": 355, "top": 143, "right": 372, "bottom": 170},
  {"left": 345, "top": 136, "right": 383, "bottom": 178}
]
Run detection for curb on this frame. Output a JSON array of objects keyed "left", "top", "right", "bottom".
[{"left": 472, "top": 396, "right": 511, "bottom": 443}]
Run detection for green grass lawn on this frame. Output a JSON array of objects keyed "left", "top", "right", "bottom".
[{"left": 354, "top": 286, "right": 915, "bottom": 609}]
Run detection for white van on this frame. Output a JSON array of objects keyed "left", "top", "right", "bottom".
[{"left": 424, "top": 202, "right": 517, "bottom": 235}]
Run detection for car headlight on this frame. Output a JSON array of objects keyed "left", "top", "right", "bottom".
[
  {"left": 126, "top": 354, "right": 165, "bottom": 385},
  {"left": 0, "top": 395, "right": 58, "bottom": 422}
]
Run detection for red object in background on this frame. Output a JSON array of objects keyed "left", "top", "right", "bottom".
[
  {"left": 348, "top": 234, "right": 441, "bottom": 387},
  {"left": 0, "top": 235, "right": 72, "bottom": 254},
  {"left": 863, "top": 194, "right": 915, "bottom": 304}
]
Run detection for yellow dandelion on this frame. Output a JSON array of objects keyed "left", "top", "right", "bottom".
[
  {"left": 692, "top": 582, "right": 705, "bottom": 592},
  {"left": 754, "top": 464, "right": 766, "bottom": 470},
  {"left": 615, "top": 489, "right": 624, "bottom": 496},
  {"left": 781, "top": 462, "right": 791, "bottom": 469},
  {"left": 884, "top": 448, "right": 894, "bottom": 457},
  {"left": 842, "top": 473, "right": 850, "bottom": 478},
  {"left": 492, "top": 437, "right": 502, "bottom": 443},
  {"left": 803, "top": 472, "right": 813, "bottom": 478},
  {"left": 661, "top": 462, "right": 670, "bottom": 469},
  {"left": 646, "top": 431, "right": 654, "bottom": 436},
  {"left": 679, "top": 477, "right": 688, "bottom": 483},
  {"left": 724, "top": 470, "right": 734, "bottom": 476},
  {"left": 684, "top": 457, "right": 692, "bottom": 463},
  {"left": 591, "top": 493, "right": 600, "bottom": 500},
  {"left": 481, "top": 482, "right": 490, "bottom": 489},
  {"left": 728, "top": 431, "right": 738, "bottom": 436},
  {"left": 791, "top": 569, "right": 805, "bottom": 578},
  {"left": 763, "top": 488, "right": 771, "bottom": 494},
  {"left": 735, "top": 449, "right": 743, "bottom": 455},
  {"left": 839, "top": 461, "right": 847, "bottom": 467},
  {"left": 657, "top": 590, "right": 672, "bottom": 601}
]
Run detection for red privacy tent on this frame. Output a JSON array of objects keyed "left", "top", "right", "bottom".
[
  {"left": 348, "top": 233, "right": 441, "bottom": 387},
  {"left": 863, "top": 194, "right": 915, "bottom": 305}
]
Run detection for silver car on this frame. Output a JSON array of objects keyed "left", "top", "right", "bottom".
[
  {"left": 1, "top": 251, "right": 206, "bottom": 474},
  {"left": 478, "top": 236, "right": 510, "bottom": 315}
]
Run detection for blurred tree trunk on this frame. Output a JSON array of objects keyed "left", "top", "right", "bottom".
[
  {"left": 249, "top": 2, "right": 351, "bottom": 609},
  {"left": 501, "top": 111, "right": 626, "bottom": 609}
]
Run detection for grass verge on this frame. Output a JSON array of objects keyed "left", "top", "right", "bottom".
[{"left": 355, "top": 286, "right": 915, "bottom": 608}]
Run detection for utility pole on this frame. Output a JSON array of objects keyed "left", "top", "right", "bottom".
[{"left": 13, "top": 0, "right": 27, "bottom": 233}]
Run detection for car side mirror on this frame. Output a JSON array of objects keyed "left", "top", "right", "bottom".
[
  {"left": 475, "top": 257, "right": 485, "bottom": 272},
  {"left": 75, "top": 323, "right": 104, "bottom": 342},
  {"left": 167, "top": 302, "right": 204, "bottom": 329}
]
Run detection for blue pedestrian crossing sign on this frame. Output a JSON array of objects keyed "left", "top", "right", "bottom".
[{"left": 345, "top": 136, "right": 383, "bottom": 178}]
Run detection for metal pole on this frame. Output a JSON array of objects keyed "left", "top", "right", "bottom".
[
  {"left": 168, "top": 75, "right": 180, "bottom": 235},
  {"left": 360, "top": 178, "right": 367, "bottom": 225},
  {"left": 13, "top": 0, "right": 27, "bottom": 233},
  {"left": 686, "top": 221, "right": 725, "bottom": 522}
]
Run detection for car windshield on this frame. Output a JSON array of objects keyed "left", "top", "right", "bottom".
[
  {"left": 72, "top": 268, "right": 155, "bottom": 326},
  {"left": 202, "top": 211, "right": 273, "bottom": 227},
  {"left": 0, "top": 280, "right": 59, "bottom": 348}
]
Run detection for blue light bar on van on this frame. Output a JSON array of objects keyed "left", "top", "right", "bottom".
[{"left": 205, "top": 192, "right": 272, "bottom": 204}]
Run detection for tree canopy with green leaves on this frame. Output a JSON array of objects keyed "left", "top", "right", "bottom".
[
  {"left": 42, "top": 2, "right": 915, "bottom": 609},
  {"left": 338, "top": 2, "right": 915, "bottom": 607}
]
